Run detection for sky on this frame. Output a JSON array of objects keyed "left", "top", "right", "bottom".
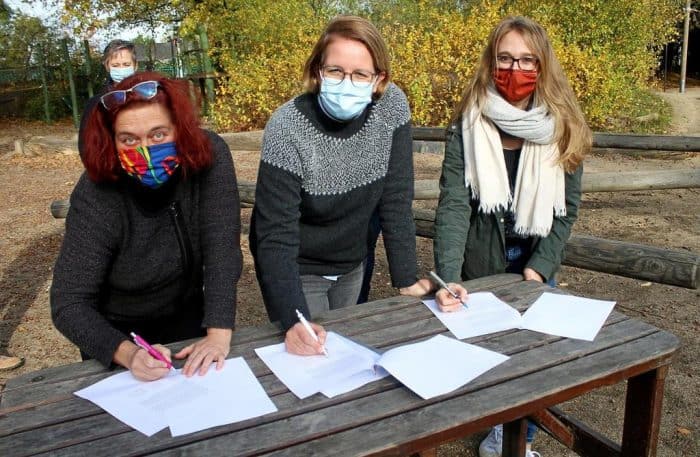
[{"left": 5, "top": 0, "right": 169, "bottom": 48}]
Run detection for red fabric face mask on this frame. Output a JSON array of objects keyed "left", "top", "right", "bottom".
[{"left": 493, "top": 69, "right": 538, "bottom": 103}]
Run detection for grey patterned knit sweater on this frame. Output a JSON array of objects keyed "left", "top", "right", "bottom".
[
  {"left": 250, "top": 83, "right": 417, "bottom": 330},
  {"left": 51, "top": 131, "right": 242, "bottom": 367}
]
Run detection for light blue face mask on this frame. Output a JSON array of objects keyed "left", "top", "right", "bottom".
[
  {"left": 318, "top": 77, "right": 374, "bottom": 121},
  {"left": 110, "top": 66, "right": 135, "bottom": 83}
]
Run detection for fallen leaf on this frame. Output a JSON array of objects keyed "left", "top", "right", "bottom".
[
  {"left": 640, "top": 282, "right": 652, "bottom": 287},
  {"left": 676, "top": 427, "right": 691, "bottom": 436}
]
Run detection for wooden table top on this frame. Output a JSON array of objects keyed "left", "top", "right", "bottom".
[{"left": 0, "top": 274, "right": 679, "bottom": 457}]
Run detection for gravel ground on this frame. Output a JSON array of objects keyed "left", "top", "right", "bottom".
[{"left": 0, "top": 88, "right": 698, "bottom": 455}]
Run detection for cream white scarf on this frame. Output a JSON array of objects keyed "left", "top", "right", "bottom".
[{"left": 462, "top": 90, "right": 566, "bottom": 237}]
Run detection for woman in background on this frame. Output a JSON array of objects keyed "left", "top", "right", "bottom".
[{"left": 433, "top": 16, "right": 591, "bottom": 457}]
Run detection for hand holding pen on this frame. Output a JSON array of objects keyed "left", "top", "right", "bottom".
[
  {"left": 131, "top": 332, "right": 173, "bottom": 369},
  {"left": 429, "top": 271, "right": 469, "bottom": 313},
  {"left": 284, "top": 309, "right": 328, "bottom": 356}
]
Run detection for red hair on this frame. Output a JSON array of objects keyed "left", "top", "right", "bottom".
[{"left": 82, "top": 72, "right": 212, "bottom": 182}]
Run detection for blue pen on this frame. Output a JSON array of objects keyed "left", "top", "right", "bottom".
[{"left": 429, "top": 271, "right": 468, "bottom": 309}]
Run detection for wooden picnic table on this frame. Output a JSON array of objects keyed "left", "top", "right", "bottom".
[{"left": 0, "top": 274, "right": 679, "bottom": 457}]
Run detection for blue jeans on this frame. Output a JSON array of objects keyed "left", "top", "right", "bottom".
[
  {"left": 505, "top": 242, "right": 551, "bottom": 442},
  {"left": 505, "top": 243, "right": 556, "bottom": 287}
]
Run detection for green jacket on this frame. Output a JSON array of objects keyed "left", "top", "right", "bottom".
[{"left": 433, "top": 122, "right": 583, "bottom": 283}]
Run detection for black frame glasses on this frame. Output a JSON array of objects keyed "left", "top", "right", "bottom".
[
  {"left": 100, "top": 81, "right": 160, "bottom": 110},
  {"left": 321, "top": 66, "right": 377, "bottom": 87},
  {"left": 496, "top": 55, "right": 539, "bottom": 71}
]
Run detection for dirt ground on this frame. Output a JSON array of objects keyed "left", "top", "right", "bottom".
[{"left": 0, "top": 88, "right": 698, "bottom": 456}]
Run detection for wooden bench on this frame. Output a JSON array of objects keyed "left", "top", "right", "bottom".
[{"left": 0, "top": 274, "right": 678, "bottom": 456}]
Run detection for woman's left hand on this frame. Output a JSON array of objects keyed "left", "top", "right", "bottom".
[
  {"left": 174, "top": 328, "right": 232, "bottom": 377},
  {"left": 399, "top": 278, "right": 434, "bottom": 297},
  {"left": 523, "top": 268, "right": 544, "bottom": 282}
]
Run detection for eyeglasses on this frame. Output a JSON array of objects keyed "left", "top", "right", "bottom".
[
  {"left": 321, "top": 66, "right": 377, "bottom": 87},
  {"left": 496, "top": 55, "right": 539, "bottom": 71},
  {"left": 100, "top": 81, "right": 160, "bottom": 110}
]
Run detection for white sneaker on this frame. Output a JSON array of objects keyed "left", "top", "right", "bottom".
[
  {"left": 478, "top": 424, "right": 503, "bottom": 457},
  {"left": 527, "top": 452, "right": 541, "bottom": 457}
]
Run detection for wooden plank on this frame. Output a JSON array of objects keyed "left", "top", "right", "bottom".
[
  {"left": 218, "top": 131, "right": 264, "bottom": 151},
  {"left": 28, "top": 318, "right": 667, "bottom": 456},
  {"left": 531, "top": 407, "right": 621, "bottom": 457},
  {"left": 413, "top": 208, "right": 700, "bottom": 289},
  {"left": 503, "top": 419, "right": 528, "bottom": 457},
  {"left": 592, "top": 132, "right": 700, "bottom": 152},
  {"left": 51, "top": 166, "right": 700, "bottom": 218},
  {"left": 564, "top": 234, "right": 700, "bottom": 289},
  {"left": 621, "top": 366, "right": 668, "bottom": 457},
  {"left": 152, "top": 329, "right": 677, "bottom": 457},
  {"left": 412, "top": 127, "right": 700, "bottom": 151},
  {"left": 414, "top": 169, "right": 700, "bottom": 200}
]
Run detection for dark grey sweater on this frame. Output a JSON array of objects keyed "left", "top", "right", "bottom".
[
  {"left": 51, "top": 131, "right": 242, "bottom": 366},
  {"left": 250, "top": 83, "right": 418, "bottom": 330}
]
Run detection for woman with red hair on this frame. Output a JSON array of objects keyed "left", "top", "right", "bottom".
[{"left": 51, "top": 72, "right": 242, "bottom": 382}]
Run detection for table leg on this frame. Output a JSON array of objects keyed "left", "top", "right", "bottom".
[
  {"left": 621, "top": 365, "right": 669, "bottom": 457},
  {"left": 503, "top": 418, "right": 528, "bottom": 457}
]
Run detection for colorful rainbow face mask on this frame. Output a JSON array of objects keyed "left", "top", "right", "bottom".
[{"left": 117, "top": 142, "right": 180, "bottom": 188}]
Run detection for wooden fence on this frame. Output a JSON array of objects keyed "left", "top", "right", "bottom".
[{"left": 48, "top": 129, "right": 700, "bottom": 289}]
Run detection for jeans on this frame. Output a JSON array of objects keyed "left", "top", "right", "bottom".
[{"left": 301, "top": 262, "right": 365, "bottom": 317}]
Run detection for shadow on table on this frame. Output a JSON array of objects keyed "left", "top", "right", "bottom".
[{"left": 0, "top": 230, "right": 64, "bottom": 355}]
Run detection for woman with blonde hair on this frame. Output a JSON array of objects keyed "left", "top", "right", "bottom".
[
  {"left": 432, "top": 16, "right": 591, "bottom": 457},
  {"left": 251, "top": 15, "right": 430, "bottom": 356}
]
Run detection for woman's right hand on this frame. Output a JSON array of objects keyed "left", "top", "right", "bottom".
[
  {"left": 435, "top": 283, "right": 469, "bottom": 312},
  {"left": 115, "top": 340, "right": 172, "bottom": 381},
  {"left": 285, "top": 321, "right": 327, "bottom": 356}
]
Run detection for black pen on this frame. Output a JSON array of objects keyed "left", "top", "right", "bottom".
[{"left": 429, "top": 271, "right": 468, "bottom": 309}]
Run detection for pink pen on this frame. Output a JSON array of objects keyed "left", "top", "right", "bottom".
[{"left": 130, "top": 332, "right": 173, "bottom": 369}]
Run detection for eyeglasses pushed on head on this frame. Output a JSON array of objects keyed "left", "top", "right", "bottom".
[{"left": 100, "top": 80, "right": 160, "bottom": 110}]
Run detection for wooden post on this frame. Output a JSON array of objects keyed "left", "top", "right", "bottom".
[
  {"left": 503, "top": 419, "right": 528, "bottom": 457},
  {"left": 38, "top": 45, "right": 51, "bottom": 123},
  {"left": 198, "top": 25, "right": 215, "bottom": 116},
  {"left": 62, "top": 38, "right": 80, "bottom": 129},
  {"left": 82, "top": 39, "right": 93, "bottom": 98},
  {"left": 621, "top": 366, "right": 668, "bottom": 456}
]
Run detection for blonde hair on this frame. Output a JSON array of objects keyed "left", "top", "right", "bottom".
[
  {"left": 303, "top": 16, "right": 390, "bottom": 99},
  {"left": 453, "top": 16, "right": 590, "bottom": 172}
]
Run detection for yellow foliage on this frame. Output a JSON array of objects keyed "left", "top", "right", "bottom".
[{"left": 192, "top": 0, "right": 680, "bottom": 131}]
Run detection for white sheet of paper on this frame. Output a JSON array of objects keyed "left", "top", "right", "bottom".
[
  {"left": 255, "top": 332, "right": 379, "bottom": 399},
  {"left": 320, "top": 337, "right": 387, "bottom": 397},
  {"left": 521, "top": 292, "right": 616, "bottom": 341},
  {"left": 376, "top": 334, "right": 509, "bottom": 399},
  {"left": 423, "top": 292, "right": 523, "bottom": 339},
  {"left": 75, "top": 370, "right": 177, "bottom": 436},
  {"left": 75, "top": 357, "right": 277, "bottom": 437},
  {"left": 166, "top": 357, "right": 278, "bottom": 436}
]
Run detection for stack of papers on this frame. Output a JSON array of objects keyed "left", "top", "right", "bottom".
[
  {"left": 424, "top": 291, "right": 616, "bottom": 341},
  {"left": 74, "top": 357, "right": 277, "bottom": 437},
  {"left": 256, "top": 332, "right": 509, "bottom": 400},
  {"left": 255, "top": 332, "right": 387, "bottom": 399}
]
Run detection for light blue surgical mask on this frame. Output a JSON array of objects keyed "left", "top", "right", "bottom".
[
  {"left": 110, "top": 66, "right": 135, "bottom": 83},
  {"left": 318, "top": 77, "right": 374, "bottom": 121}
]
